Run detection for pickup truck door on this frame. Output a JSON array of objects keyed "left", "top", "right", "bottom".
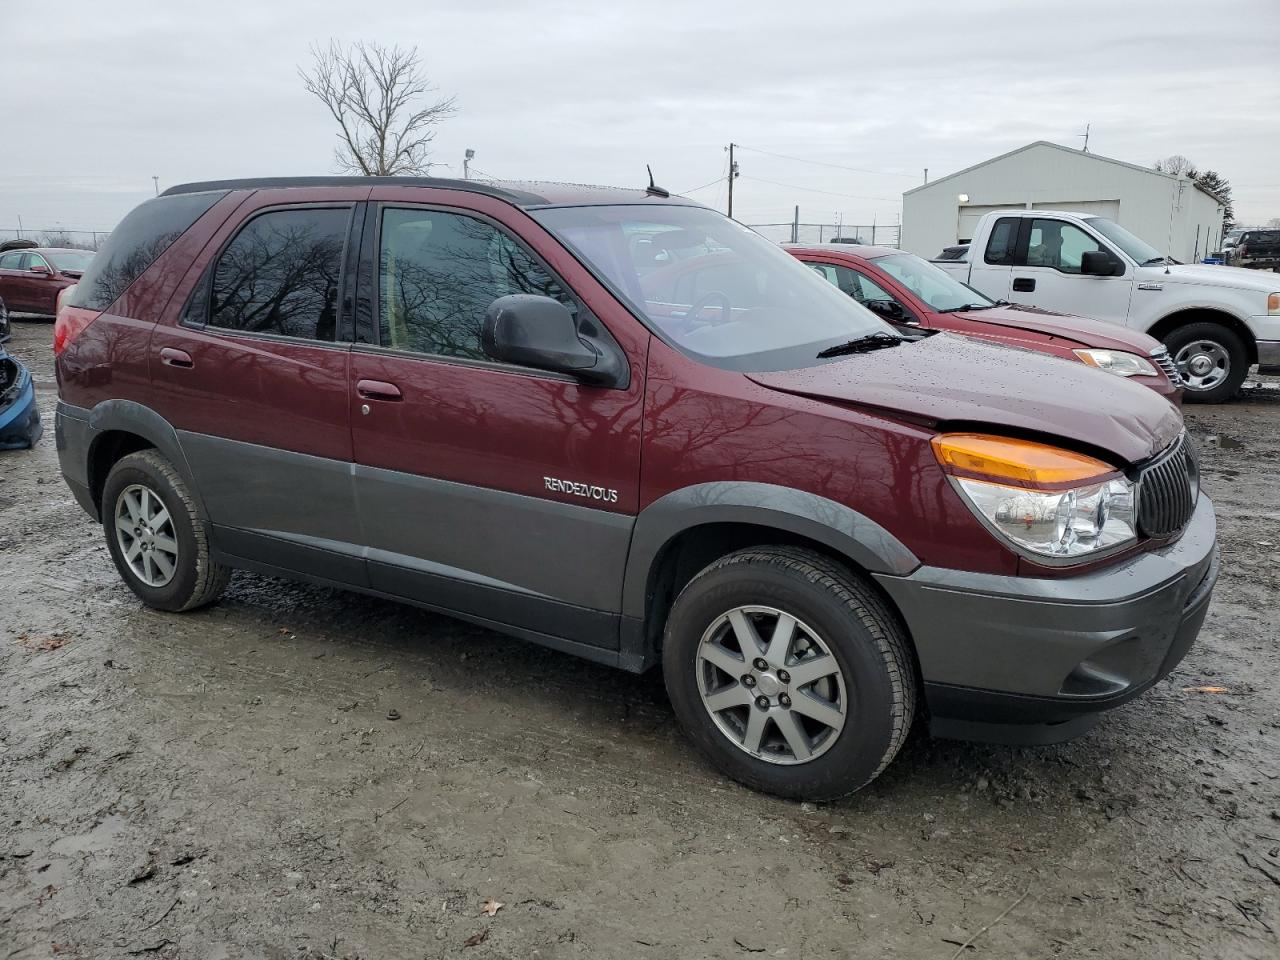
[
  {"left": 1006, "top": 217, "right": 1134, "bottom": 325},
  {"left": 963, "top": 216, "right": 1019, "bottom": 302}
]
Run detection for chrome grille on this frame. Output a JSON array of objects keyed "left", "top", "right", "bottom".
[
  {"left": 1135, "top": 433, "right": 1198, "bottom": 538},
  {"left": 1151, "top": 346, "right": 1182, "bottom": 385}
]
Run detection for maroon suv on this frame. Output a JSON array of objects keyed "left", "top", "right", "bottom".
[{"left": 55, "top": 178, "right": 1218, "bottom": 799}]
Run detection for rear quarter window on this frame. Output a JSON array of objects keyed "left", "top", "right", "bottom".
[
  {"left": 984, "top": 218, "right": 1019, "bottom": 265},
  {"left": 66, "top": 191, "right": 227, "bottom": 311}
]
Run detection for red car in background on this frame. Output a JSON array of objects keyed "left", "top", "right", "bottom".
[
  {"left": 0, "top": 240, "right": 95, "bottom": 321},
  {"left": 787, "top": 244, "right": 1182, "bottom": 402}
]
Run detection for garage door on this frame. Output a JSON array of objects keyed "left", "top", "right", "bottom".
[
  {"left": 1031, "top": 200, "right": 1120, "bottom": 220},
  {"left": 957, "top": 204, "right": 1025, "bottom": 244}
]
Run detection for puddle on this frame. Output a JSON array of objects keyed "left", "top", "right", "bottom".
[{"left": 1204, "top": 434, "right": 1246, "bottom": 450}]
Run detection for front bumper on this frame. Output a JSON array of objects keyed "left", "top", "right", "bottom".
[{"left": 874, "top": 494, "right": 1218, "bottom": 744}]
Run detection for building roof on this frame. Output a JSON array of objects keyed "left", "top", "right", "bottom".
[
  {"left": 903, "top": 141, "right": 1223, "bottom": 204},
  {"left": 161, "top": 176, "right": 701, "bottom": 209}
]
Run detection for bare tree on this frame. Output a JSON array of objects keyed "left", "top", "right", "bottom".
[
  {"left": 1153, "top": 155, "right": 1199, "bottom": 179},
  {"left": 300, "top": 40, "right": 456, "bottom": 176}
]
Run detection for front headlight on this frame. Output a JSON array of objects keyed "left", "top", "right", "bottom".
[
  {"left": 1073, "top": 349, "right": 1158, "bottom": 377},
  {"left": 933, "top": 434, "right": 1137, "bottom": 562}
]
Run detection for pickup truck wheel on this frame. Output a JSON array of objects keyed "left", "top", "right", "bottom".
[
  {"left": 102, "top": 450, "right": 231, "bottom": 612},
  {"left": 662, "top": 547, "right": 915, "bottom": 800},
  {"left": 1164, "top": 322, "right": 1248, "bottom": 403}
]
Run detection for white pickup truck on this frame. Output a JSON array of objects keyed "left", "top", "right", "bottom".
[{"left": 934, "top": 210, "right": 1280, "bottom": 402}]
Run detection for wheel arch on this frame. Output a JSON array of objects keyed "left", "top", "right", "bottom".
[
  {"left": 621, "top": 482, "right": 920, "bottom": 671},
  {"left": 85, "top": 401, "right": 206, "bottom": 518},
  {"left": 1146, "top": 307, "right": 1258, "bottom": 366}
]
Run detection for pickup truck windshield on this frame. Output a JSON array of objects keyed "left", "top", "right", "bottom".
[
  {"left": 1084, "top": 217, "right": 1163, "bottom": 266},
  {"left": 872, "top": 253, "right": 995, "bottom": 312},
  {"left": 533, "top": 204, "right": 895, "bottom": 371}
]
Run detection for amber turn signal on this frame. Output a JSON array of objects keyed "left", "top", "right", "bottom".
[{"left": 931, "top": 433, "right": 1116, "bottom": 487}]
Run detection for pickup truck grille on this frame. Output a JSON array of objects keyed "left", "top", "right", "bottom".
[
  {"left": 1135, "top": 433, "right": 1198, "bottom": 539},
  {"left": 1151, "top": 347, "right": 1182, "bottom": 385}
]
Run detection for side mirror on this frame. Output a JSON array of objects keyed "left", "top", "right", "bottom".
[
  {"left": 1081, "top": 250, "right": 1119, "bottom": 276},
  {"left": 865, "top": 299, "right": 907, "bottom": 321},
  {"left": 29, "top": 264, "right": 50, "bottom": 275},
  {"left": 482, "top": 294, "right": 624, "bottom": 387}
]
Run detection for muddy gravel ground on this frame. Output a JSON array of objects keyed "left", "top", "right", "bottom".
[{"left": 2, "top": 320, "right": 1278, "bottom": 960}]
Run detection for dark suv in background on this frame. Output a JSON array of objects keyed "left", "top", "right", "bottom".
[
  {"left": 55, "top": 178, "right": 1217, "bottom": 799},
  {"left": 1235, "top": 229, "right": 1280, "bottom": 271}
]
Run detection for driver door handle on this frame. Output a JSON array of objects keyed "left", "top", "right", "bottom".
[
  {"left": 159, "top": 347, "right": 194, "bottom": 368},
  {"left": 1012, "top": 277, "right": 1036, "bottom": 292},
  {"left": 357, "top": 379, "right": 403, "bottom": 401}
]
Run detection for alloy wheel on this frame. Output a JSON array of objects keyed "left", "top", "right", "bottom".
[
  {"left": 1174, "top": 339, "right": 1230, "bottom": 393},
  {"left": 114, "top": 483, "right": 179, "bottom": 588},
  {"left": 695, "top": 605, "right": 847, "bottom": 765}
]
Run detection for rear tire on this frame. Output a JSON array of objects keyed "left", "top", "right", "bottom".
[
  {"left": 662, "top": 546, "right": 915, "bottom": 801},
  {"left": 102, "top": 450, "right": 230, "bottom": 612},
  {"left": 1163, "top": 322, "right": 1249, "bottom": 404}
]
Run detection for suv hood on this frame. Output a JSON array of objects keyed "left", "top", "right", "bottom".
[
  {"left": 959, "top": 304, "right": 1161, "bottom": 353},
  {"left": 748, "top": 332, "right": 1183, "bottom": 465},
  {"left": 1137, "top": 262, "right": 1279, "bottom": 294}
]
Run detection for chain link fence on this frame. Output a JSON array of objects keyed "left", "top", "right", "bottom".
[
  {"left": 0, "top": 229, "right": 108, "bottom": 250},
  {"left": 746, "top": 222, "right": 899, "bottom": 247}
]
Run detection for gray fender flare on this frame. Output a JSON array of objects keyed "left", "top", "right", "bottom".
[
  {"left": 621, "top": 481, "right": 920, "bottom": 619},
  {"left": 84, "top": 399, "right": 208, "bottom": 519}
]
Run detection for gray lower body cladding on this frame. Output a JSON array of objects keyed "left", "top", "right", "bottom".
[{"left": 874, "top": 495, "right": 1219, "bottom": 743}]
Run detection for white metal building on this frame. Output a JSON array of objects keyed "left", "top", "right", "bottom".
[{"left": 901, "top": 141, "right": 1226, "bottom": 263}]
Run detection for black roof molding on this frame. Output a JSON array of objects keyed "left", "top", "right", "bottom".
[
  {"left": 159, "top": 176, "right": 707, "bottom": 210},
  {"left": 161, "top": 175, "right": 544, "bottom": 205}
]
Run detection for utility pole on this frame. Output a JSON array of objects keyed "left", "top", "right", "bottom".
[
  {"left": 1078, "top": 123, "right": 1091, "bottom": 152},
  {"left": 464, "top": 148, "right": 475, "bottom": 180},
  {"left": 791, "top": 205, "right": 799, "bottom": 243},
  {"left": 152, "top": 176, "right": 159, "bottom": 196},
  {"left": 16, "top": 214, "right": 23, "bottom": 239},
  {"left": 727, "top": 143, "right": 739, "bottom": 219},
  {"left": 923, "top": 167, "right": 928, "bottom": 185}
]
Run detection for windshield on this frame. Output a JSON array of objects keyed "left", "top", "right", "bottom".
[
  {"left": 1083, "top": 217, "right": 1163, "bottom": 265},
  {"left": 532, "top": 204, "right": 895, "bottom": 371},
  {"left": 46, "top": 250, "right": 95, "bottom": 273},
  {"left": 873, "top": 253, "right": 994, "bottom": 311}
]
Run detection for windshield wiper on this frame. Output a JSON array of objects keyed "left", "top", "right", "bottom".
[
  {"left": 1140, "top": 256, "right": 1169, "bottom": 266},
  {"left": 816, "top": 332, "right": 904, "bottom": 359}
]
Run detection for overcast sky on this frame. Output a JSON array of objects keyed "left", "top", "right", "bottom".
[{"left": 3, "top": 0, "right": 1278, "bottom": 241}]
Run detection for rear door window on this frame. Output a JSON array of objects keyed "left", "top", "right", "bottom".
[
  {"left": 66, "top": 191, "right": 227, "bottom": 311},
  {"left": 204, "top": 207, "right": 352, "bottom": 341},
  {"left": 984, "top": 218, "right": 1019, "bottom": 265},
  {"left": 0, "top": 252, "right": 24, "bottom": 270}
]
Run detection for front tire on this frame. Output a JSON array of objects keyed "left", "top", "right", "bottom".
[
  {"left": 662, "top": 547, "right": 916, "bottom": 801},
  {"left": 1164, "top": 322, "right": 1249, "bottom": 403},
  {"left": 102, "top": 450, "right": 230, "bottom": 611}
]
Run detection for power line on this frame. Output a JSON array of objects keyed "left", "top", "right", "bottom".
[
  {"left": 734, "top": 144, "right": 918, "bottom": 180},
  {"left": 738, "top": 175, "right": 901, "bottom": 204},
  {"left": 678, "top": 175, "right": 725, "bottom": 195}
]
